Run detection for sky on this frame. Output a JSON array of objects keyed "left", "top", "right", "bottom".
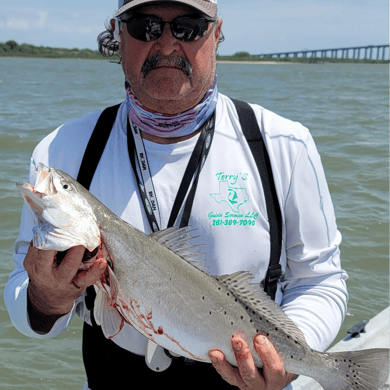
[{"left": 0, "top": 0, "right": 388, "bottom": 56}]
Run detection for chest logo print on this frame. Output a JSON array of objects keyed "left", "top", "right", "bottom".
[
  {"left": 208, "top": 172, "right": 258, "bottom": 227},
  {"left": 210, "top": 180, "right": 249, "bottom": 212}
]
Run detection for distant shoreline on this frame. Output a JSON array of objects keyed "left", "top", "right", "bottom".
[
  {"left": 1, "top": 41, "right": 387, "bottom": 64},
  {"left": 2, "top": 57, "right": 386, "bottom": 65},
  {"left": 217, "top": 61, "right": 292, "bottom": 65}
]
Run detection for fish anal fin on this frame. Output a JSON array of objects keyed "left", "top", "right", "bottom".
[
  {"left": 213, "top": 271, "right": 309, "bottom": 348},
  {"left": 150, "top": 226, "right": 208, "bottom": 272}
]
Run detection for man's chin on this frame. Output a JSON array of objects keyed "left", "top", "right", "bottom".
[
  {"left": 147, "top": 87, "right": 191, "bottom": 102},
  {"left": 144, "top": 72, "right": 191, "bottom": 92},
  {"left": 142, "top": 82, "right": 194, "bottom": 105}
]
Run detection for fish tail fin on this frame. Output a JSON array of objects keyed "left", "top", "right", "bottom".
[{"left": 316, "top": 348, "right": 389, "bottom": 390}]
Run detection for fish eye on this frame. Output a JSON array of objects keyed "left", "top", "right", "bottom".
[{"left": 62, "top": 183, "right": 69, "bottom": 190}]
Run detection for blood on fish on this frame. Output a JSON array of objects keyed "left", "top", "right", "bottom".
[
  {"left": 99, "top": 268, "right": 109, "bottom": 286},
  {"left": 115, "top": 296, "right": 201, "bottom": 361},
  {"left": 118, "top": 298, "right": 130, "bottom": 311},
  {"left": 163, "top": 332, "right": 201, "bottom": 361},
  {"left": 108, "top": 317, "right": 125, "bottom": 339}
]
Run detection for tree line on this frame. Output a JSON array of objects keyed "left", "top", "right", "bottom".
[{"left": 1, "top": 40, "right": 105, "bottom": 59}]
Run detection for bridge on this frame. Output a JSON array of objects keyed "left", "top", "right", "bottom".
[{"left": 255, "top": 44, "right": 389, "bottom": 61}]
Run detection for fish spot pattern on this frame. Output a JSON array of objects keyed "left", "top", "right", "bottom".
[
  {"left": 337, "top": 358, "right": 364, "bottom": 389},
  {"left": 242, "top": 298, "right": 308, "bottom": 350},
  {"left": 214, "top": 275, "right": 307, "bottom": 348}
]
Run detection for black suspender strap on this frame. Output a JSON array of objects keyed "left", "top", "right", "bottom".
[
  {"left": 77, "top": 104, "right": 121, "bottom": 190},
  {"left": 77, "top": 103, "right": 120, "bottom": 316},
  {"left": 230, "top": 99, "right": 283, "bottom": 301}
]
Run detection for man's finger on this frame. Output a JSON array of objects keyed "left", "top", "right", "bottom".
[
  {"left": 56, "top": 245, "right": 85, "bottom": 283},
  {"left": 254, "top": 335, "right": 287, "bottom": 386},
  {"left": 232, "top": 336, "right": 264, "bottom": 388},
  {"left": 75, "top": 258, "right": 108, "bottom": 289},
  {"left": 24, "top": 242, "right": 57, "bottom": 275},
  {"left": 209, "top": 349, "right": 244, "bottom": 388}
]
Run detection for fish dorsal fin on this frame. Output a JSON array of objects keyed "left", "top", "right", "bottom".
[
  {"left": 150, "top": 226, "right": 207, "bottom": 272},
  {"left": 214, "top": 271, "right": 309, "bottom": 347}
]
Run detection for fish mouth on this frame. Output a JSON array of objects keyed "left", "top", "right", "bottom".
[
  {"left": 16, "top": 163, "right": 55, "bottom": 218},
  {"left": 17, "top": 182, "right": 45, "bottom": 216},
  {"left": 16, "top": 181, "right": 52, "bottom": 249}
]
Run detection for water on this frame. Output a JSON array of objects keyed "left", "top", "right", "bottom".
[{"left": 0, "top": 58, "right": 388, "bottom": 389}]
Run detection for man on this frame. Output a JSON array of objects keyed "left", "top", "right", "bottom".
[{"left": 5, "top": 1, "right": 348, "bottom": 389}]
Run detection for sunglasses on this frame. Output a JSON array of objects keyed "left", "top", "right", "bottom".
[{"left": 120, "top": 13, "right": 216, "bottom": 42}]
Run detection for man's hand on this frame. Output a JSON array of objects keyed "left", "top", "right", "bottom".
[
  {"left": 24, "top": 243, "right": 107, "bottom": 333},
  {"left": 209, "top": 334, "right": 296, "bottom": 390}
]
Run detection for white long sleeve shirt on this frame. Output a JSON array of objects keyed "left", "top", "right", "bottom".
[{"left": 5, "top": 93, "right": 348, "bottom": 388}]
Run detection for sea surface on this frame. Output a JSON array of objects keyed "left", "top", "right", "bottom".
[{"left": 0, "top": 58, "right": 388, "bottom": 389}]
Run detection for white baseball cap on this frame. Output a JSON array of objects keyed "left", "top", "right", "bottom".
[{"left": 115, "top": 0, "right": 218, "bottom": 18}]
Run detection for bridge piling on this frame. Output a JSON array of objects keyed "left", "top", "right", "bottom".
[{"left": 255, "top": 44, "right": 388, "bottom": 61}]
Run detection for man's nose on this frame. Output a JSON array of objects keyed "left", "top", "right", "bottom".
[{"left": 155, "top": 23, "right": 179, "bottom": 55}]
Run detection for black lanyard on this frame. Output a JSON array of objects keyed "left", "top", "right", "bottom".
[{"left": 127, "top": 112, "right": 216, "bottom": 232}]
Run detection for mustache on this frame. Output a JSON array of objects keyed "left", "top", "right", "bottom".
[{"left": 142, "top": 55, "right": 193, "bottom": 78}]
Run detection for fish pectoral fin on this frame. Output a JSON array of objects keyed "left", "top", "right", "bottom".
[
  {"left": 94, "top": 266, "right": 124, "bottom": 339},
  {"left": 94, "top": 288, "right": 124, "bottom": 339},
  {"left": 107, "top": 266, "right": 119, "bottom": 303}
]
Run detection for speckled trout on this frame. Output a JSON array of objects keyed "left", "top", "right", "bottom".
[{"left": 18, "top": 163, "right": 389, "bottom": 390}]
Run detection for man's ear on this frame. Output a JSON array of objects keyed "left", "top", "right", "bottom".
[
  {"left": 110, "top": 18, "right": 116, "bottom": 31},
  {"left": 112, "top": 19, "right": 121, "bottom": 42}
]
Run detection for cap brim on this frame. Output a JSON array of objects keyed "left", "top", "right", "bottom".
[{"left": 115, "top": 0, "right": 217, "bottom": 18}]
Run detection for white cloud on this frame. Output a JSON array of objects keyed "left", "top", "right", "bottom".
[
  {"left": 33, "top": 11, "right": 48, "bottom": 28},
  {"left": 7, "top": 18, "right": 29, "bottom": 30},
  {"left": 0, "top": 3, "right": 113, "bottom": 48},
  {"left": 53, "top": 25, "right": 92, "bottom": 34},
  {"left": 4, "top": 10, "right": 47, "bottom": 31}
]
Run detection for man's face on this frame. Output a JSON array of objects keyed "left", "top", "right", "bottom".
[{"left": 116, "top": 3, "right": 222, "bottom": 114}]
